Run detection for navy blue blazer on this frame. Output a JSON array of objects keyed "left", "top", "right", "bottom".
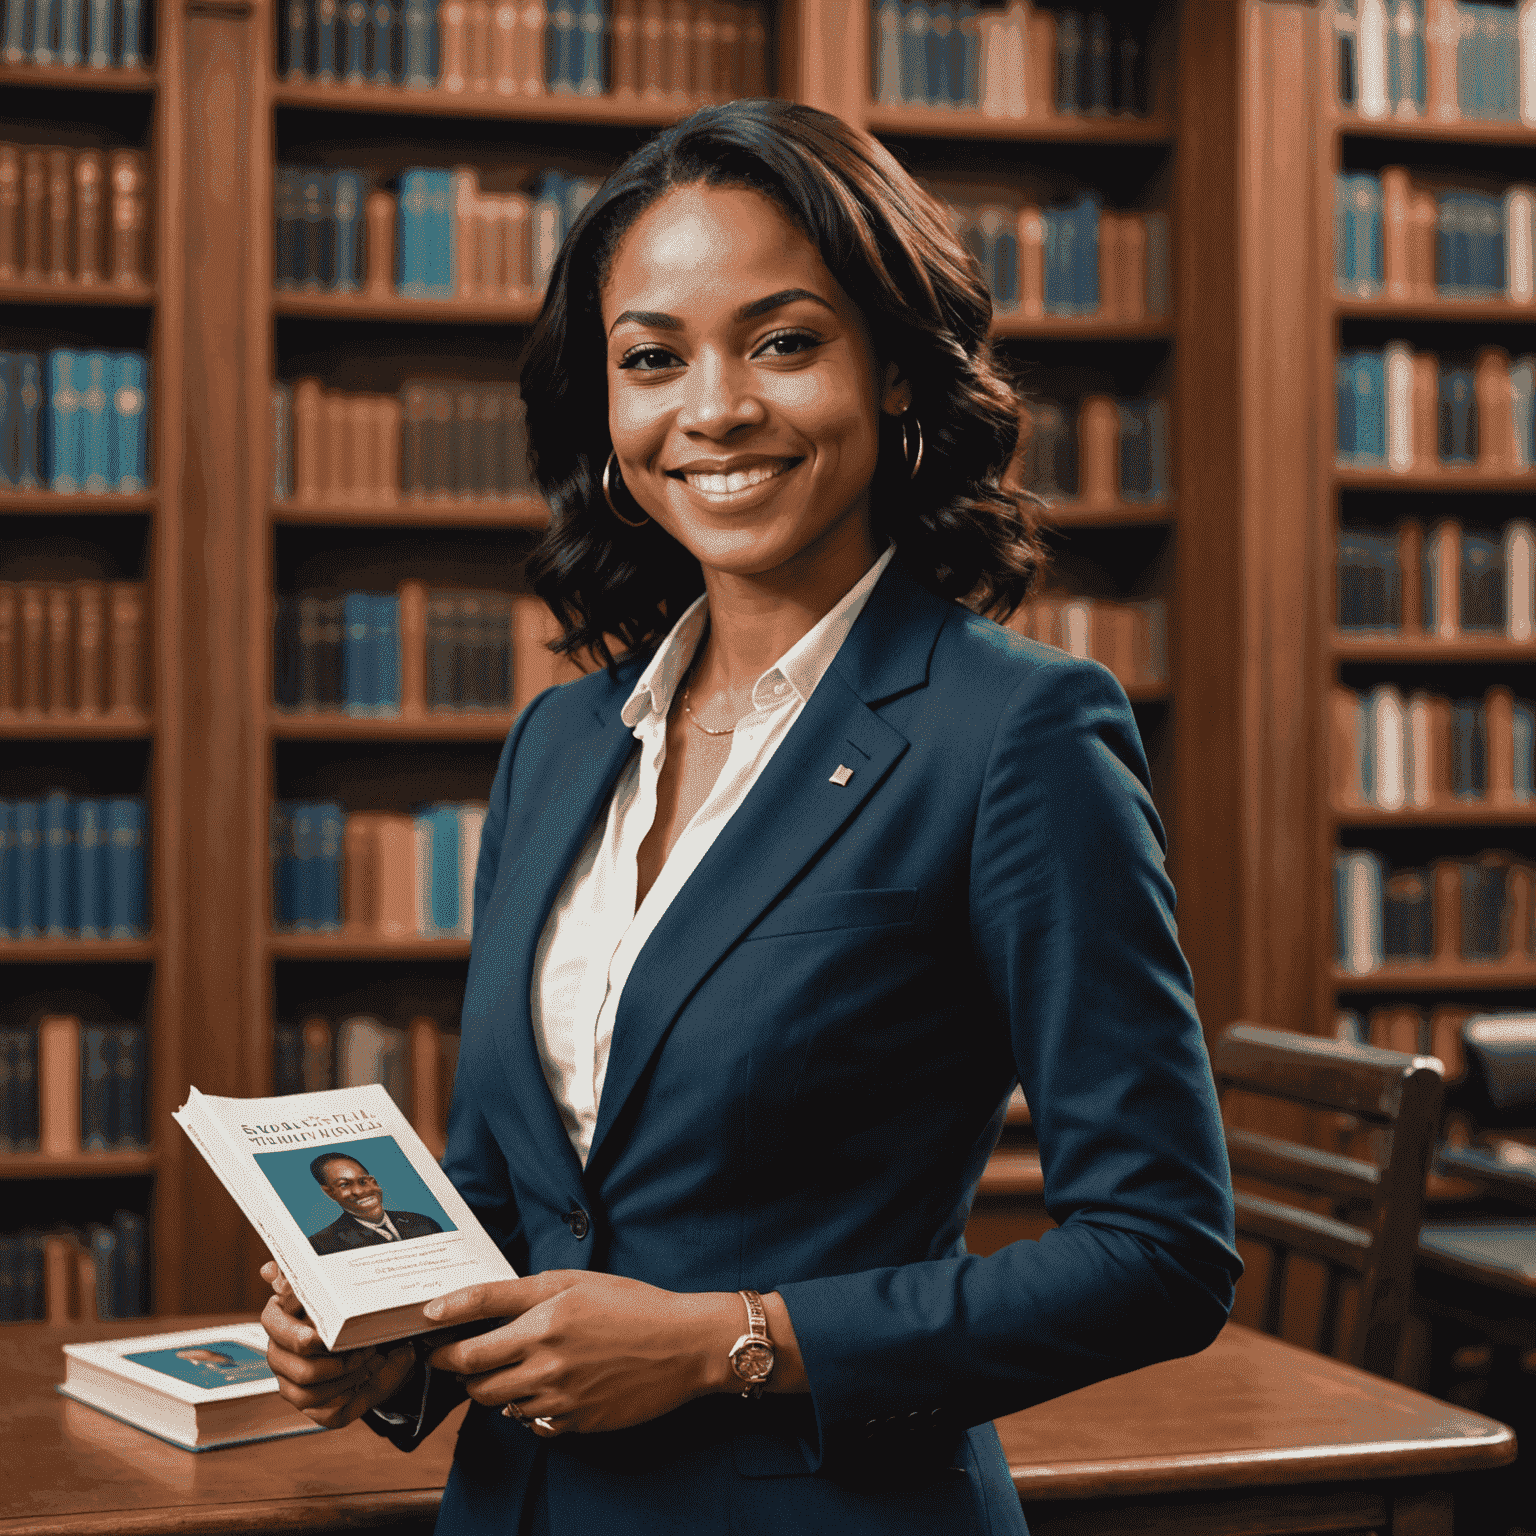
[{"left": 375, "top": 561, "right": 1241, "bottom": 1536}]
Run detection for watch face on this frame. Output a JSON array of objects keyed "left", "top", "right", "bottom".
[{"left": 732, "top": 1341, "right": 774, "bottom": 1382}]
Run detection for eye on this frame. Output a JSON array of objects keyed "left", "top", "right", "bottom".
[
  {"left": 753, "top": 329, "right": 819, "bottom": 359},
  {"left": 617, "top": 344, "right": 682, "bottom": 372}
]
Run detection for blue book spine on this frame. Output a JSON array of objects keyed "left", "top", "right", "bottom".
[
  {"left": 332, "top": 171, "right": 364, "bottom": 293},
  {"left": 1439, "top": 366, "right": 1476, "bottom": 462},
  {"left": 16, "top": 353, "right": 41, "bottom": 489},
  {"left": 80, "top": 1026, "right": 112, "bottom": 1151},
  {"left": 1514, "top": 702, "right": 1535, "bottom": 801},
  {"left": 924, "top": 0, "right": 948, "bottom": 105},
  {"left": 290, "top": 801, "right": 317, "bottom": 930},
  {"left": 2, "top": 0, "right": 28, "bottom": 63},
  {"left": 398, "top": 170, "right": 425, "bottom": 295},
  {"left": 0, "top": 354, "right": 16, "bottom": 488},
  {"left": 75, "top": 798, "right": 108, "bottom": 938},
  {"left": 428, "top": 169, "right": 454, "bottom": 297},
  {"left": 106, "top": 797, "right": 147, "bottom": 939},
  {"left": 316, "top": 0, "right": 339, "bottom": 78},
  {"left": 285, "top": 0, "right": 311, "bottom": 76},
  {"left": 0, "top": 801, "right": 14, "bottom": 939},
  {"left": 80, "top": 351, "right": 112, "bottom": 494},
  {"left": 957, "top": 0, "right": 979, "bottom": 105},
  {"left": 375, "top": 592, "right": 400, "bottom": 713},
  {"left": 110, "top": 352, "right": 149, "bottom": 493},
  {"left": 899, "top": 0, "right": 925, "bottom": 104},
  {"left": 13, "top": 800, "right": 42, "bottom": 939},
  {"left": 1338, "top": 350, "right": 1387, "bottom": 463},
  {"left": 371, "top": 0, "right": 397, "bottom": 80},
  {"left": 16, "top": 1026, "right": 39, "bottom": 1150},
  {"left": 113, "top": 1211, "right": 147, "bottom": 1316},
  {"left": 547, "top": 0, "right": 576, "bottom": 89},
  {"left": 113, "top": 1026, "right": 146, "bottom": 1148},
  {"left": 119, "top": 0, "right": 144, "bottom": 64},
  {"left": 343, "top": 0, "right": 369, "bottom": 78},
  {"left": 1042, "top": 207, "right": 1064, "bottom": 314},
  {"left": 32, "top": 0, "right": 59, "bottom": 61},
  {"left": 88, "top": 1225, "right": 117, "bottom": 1319},
  {"left": 271, "top": 803, "right": 294, "bottom": 930},
  {"left": 58, "top": 0, "right": 81, "bottom": 63},
  {"left": 45, "top": 350, "right": 81, "bottom": 493},
  {"left": 428, "top": 803, "right": 459, "bottom": 935},
  {"left": 42, "top": 790, "right": 75, "bottom": 938},
  {"left": 316, "top": 801, "right": 343, "bottom": 932},
  {"left": 403, "top": 0, "right": 433, "bottom": 84},
  {"left": 1076, "top": 193, "right": 1101, "bottom": 312},
  {"left": 574, "top": 0, "right": 604, "bottom": 95},
  {"left": 342, "top": 591, "right": 373, "bottom": 715},
  {"left": 86, "top": 0, "right": 110, "bottom": 66}
]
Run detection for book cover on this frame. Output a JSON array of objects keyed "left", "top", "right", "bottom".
[{"left": 173, "top": 1083, "right": 518, "bottom": 1350}]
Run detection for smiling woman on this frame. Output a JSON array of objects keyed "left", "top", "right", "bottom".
[{"left": 258, "top": 98, "right": 1241, "bottom": 1536}]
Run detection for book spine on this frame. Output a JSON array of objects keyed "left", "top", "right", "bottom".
[
  {"left": 106, "top": 797, "right": 146, "bottom": 938},
  {"left": 80, "top": 350, "right": 111, "bottom": 493},
  {"left": 46, "top": 149, "right": 71, "bottom": 283},
  {"left": 79, "top": 1026, "right": 111, "bottom": 1151},
  {"left": 75, "top": 797, "right": 107, "bottom": 936},
  {"left": 1506, "top": 186, "right": 1534, "bottom": 304},
  {"left": 332, "top": 171, "right": 363, "bottom": 294},
  {"left": 72, "top": 150, "right": 104, "bottom": 285},
  {"left": 119, "top": 0, "right": 144, "bottom": 65},
  {"left": 493, "top": 0, "right": 518, "bottom": 88},
  {"left": 38, "top": 1014, "right": 81, "bottom": 1157},
  {"left": 42, "top": 790, "right": 75, "bottom": 936},
  {"left": 317, "top": 802, "right": 344, "bottom": 932},
  {"left": 520, "top": 0, "right": 547, "bottom": 94},
  {"left": 107, "top": 581, "right": 145, "bottom": 714},
  {"left": 14, "top": 800, "right": 42, "bottom": 938},
  {"left": 18, "top": 586, "right": 43, "bottom": 715},
  {"left": 0, "top": 583, "right": 14, "bottom": 715},
  {"left": 110, "top": 350, "right": 148, "bottom": 493},
  {"left": 108, "top": 151, "right": 147, "bottom": 288},
  {"left": 1474, "top": 345, "right": 1514, "bottom": 470},
  {"left": 45, "top": 583, "right": 72, "bottom": 716},
  {"left": 1427, "top": 0, "right": 1460, "bottom": 120},
  {"left": 1411, "top": 349, "right": 1439, "bottom": 470},
  {"left": 375, "top": 591, "right": 400, "bottom": 713},
  {"left": 1508, "top": 519, "right": 1535, "bottom": 641},
  {"left": 293, "top": 377, "right": 322, "bottom": 502},
  {"left": 46, "top": 349, "right": 80, "bottom": 492},
  {"left": 0, "top": 803, "right": 14, "bottom": 939},
  {"left": 1487, "top": 684, "right": 1516, "bottom": 805},
  {"left": 20, "top": 151, "right": 45, "bottom": 283},
  {"left": 408, "top": 1015, "right": 444, "bottom": 1154}
]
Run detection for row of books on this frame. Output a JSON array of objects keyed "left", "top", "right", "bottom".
[
  {"left": 0, "top": 0, "right": 148, "bottom": 69},
  {"left": 1013, "top": 395, "right": 1171, "bottom": 506},
  {"left": 947, "top": 196, "right": 1168, "bottom": 322},
  {"left": 1333, "top": 0, "right": 1536, "bottom": 124},
  {"left": 1334, "top": 846, "right": 1536, "bottom": 973},
  {"left": 871, "top": 2, "right": 1151, "bottom": 119},
  {"left": 0, "top": 581, "right": 149, "bottom": 722},
  {"left": 273, "top": 1012, "right": 459, "bottom": 1154},
  {"left": 278, "top": 0, "right": 770, "bottom": 102},
  {"left": 0, "top": 350, "right": 151, "bottom": 494},
  {"left": 1333, "top": 683, "right": 1536, "bottom": 809},
  {"left": 271, "top": 378, "right": 532, "bottom": 504},
  {"left": 271, "top": 799, "right": 486, "bottom": 938},
  {"left": 1335, "top": 346, "right": 1535, "bottom": 470},
  {"left": 0, "top": 146, "right": 151, "bottom": 290},
  {"left": 1004, "top": 593, "right": 1166, "bottom": 690},
  {"left": 0, "top": 793, "right": 149, "bottom": 941},
  {"left": 0, "top": 1015, "right": 147, "bottom": 1154},
  {"left": 0, "top": 1213, "right": 147, "bottom": 1323},
  {"left": 1334, "top": 1002, "right": 1475, "bottom": 1082},
  {"left": 1337, "top": 518, "right": 1534, "bottom": 635},
  {"left": 1335, "top": 172, "right": 1534, "bottom": 302}
]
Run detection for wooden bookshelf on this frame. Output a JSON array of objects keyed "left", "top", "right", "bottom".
[
  {"left": 862, "top": 105, "right": 1176, "bottom": 144},
  {"left": 0, "top": 713, "right": 155, "bottom": 739},
  {"left": 0, "top": 938, "right": 159, "bottom": 963},
  {"left": 1332, "top": 804, "right": 1536, "bottom": 828},
  {"left": 0, "top": 62, "right": 156, "bottom": 93},
  {"left": 0, "top": 1151, "right": 158, "bottom": 1180},
  {"left": 0, "top": 279, "right": 157, "bottom": 308},
  {"left": 271, "top": 496, "right": 548, "bottom": 528},
  {"left": 269, "top": 77, "right": 707, "bottom": 125},
  {"left": 0, "top": 491, "right": 158, "bottom": 515},
  {"left": 1040, "top": 500, "right": 1176, "bottom": 529},
  {"left": 1334, "top": 467, "right": 1536, "bottom": 492},
  {"left": 267, "top": 935, "right": 472, "bottom": 961},
  {"left": 271, "top": 292, "right": 540, "bottom": 323},
  {"left": 1333, "top": 636, "right": 1536, "bottom": 663},
  {"left": 1335, "top": 297, "right": 1536, "bottom": 323},
  {"left": 1334, "top": 963, "right": 1536, "bottom": 993},
  {"left": 269, "top": 711, "right": 516, "bottom": 741}
]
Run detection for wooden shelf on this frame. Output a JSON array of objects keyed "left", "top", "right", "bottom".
[
  {"left": 992, "top": 314, "right": 1174, "bottom": 341},
  {"left": 0, "top": 277, "right": 156, "bottom": 308},
  {"left": 0, "top": 1150, "right": 157, "bottom": 1180},
  {"left": 270, "top": 77, "right": 697, "bottom": 124},
  {"left": 1335, "top": 296, "right": 1536, "bottom": 323},
  {"left": 272, "top": 290, "right": 540, "bottom": 324},
  {"left": 271, "top": 497, "right": 548, "bottom": 529},
  {"left": 1332, "top": 634, "right": 1536, "bottom": 663},
  {"left": 269, "top": 934, "right": 472, "bottom": 960},
  {"left": 1041, "top": 499, "right": 1175, "bottom": 527},
  {"left": 864, "top": 104, "right": 1175, "bottom": 143},
  {"left": 1332, "top": 114, "right": 1536, "bottom": 147},
  {"left": 0, "top": 62, "right": 156, "bottom": 93},
  {"left": 1334, "top": 962, "right": 1536, "bottom": 992},
  {"left": 977, "top": 1147, "right": 1044, "bottom": 1197},
  {"left": 0, "top": 489, "right": 156, "bottom": 515},
  {"left": 0, "top": 938, "right": 156, "bottom": 962},
  {"left": 1335, "top": 466, "right": 1536, "bottom": 492},
  {"left": 1332, "top": 803, "right": 1536, "bottom": 827},
  {"left": 270, "top": 711, "right": 514, "bottom": 740},
  {"left": 0, "top": 712, "right": 153, "bottom": 739}
]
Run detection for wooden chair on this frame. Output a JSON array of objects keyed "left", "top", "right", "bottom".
[{"left": 1213, "top": 1022, "right": 1445, "bottom": 1378}]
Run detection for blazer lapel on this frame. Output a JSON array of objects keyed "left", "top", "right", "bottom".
[{"left": 585, "top": 563, "right": 953, "bottom": 1173}]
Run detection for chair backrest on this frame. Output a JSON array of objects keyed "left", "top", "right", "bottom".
[{"left": 1213, "top": 1021, "right": 1445, "bottom": 1378}]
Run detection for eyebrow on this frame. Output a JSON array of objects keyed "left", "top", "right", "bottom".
[{"left": 607, "top": 287, "right": 835, "bottom": 336}]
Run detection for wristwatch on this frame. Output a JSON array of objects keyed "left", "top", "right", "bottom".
[{"left": 727, "top": 1289, "right": 775, "bottom": 1399}]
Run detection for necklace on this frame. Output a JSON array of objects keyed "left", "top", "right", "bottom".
[{"left": 681, "top": 679, "right": 746, "bottom": 737}]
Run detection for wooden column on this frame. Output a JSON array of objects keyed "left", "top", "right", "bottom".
[{"left": 173, "top": 0, "right": 266, "bottom": 1311}]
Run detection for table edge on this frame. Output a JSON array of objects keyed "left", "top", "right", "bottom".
[{"left": 0, "top": 1489, "right": 446, "bottom": 1536}]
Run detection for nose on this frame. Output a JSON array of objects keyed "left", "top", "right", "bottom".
[{"left": 675, "top": 348, "right": 765, "bottom": 436}]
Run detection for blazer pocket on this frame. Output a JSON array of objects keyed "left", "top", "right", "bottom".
[{"left": 744, "top": 887, "right": 918, "bottom": 942}]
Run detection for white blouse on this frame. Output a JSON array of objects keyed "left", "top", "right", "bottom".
[{"left": 529, "top": 545, "right": 897, "bottom": 1165}]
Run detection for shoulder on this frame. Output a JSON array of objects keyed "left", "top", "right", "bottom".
[{"left": 509, "top": 655, "right": 644, "bottom": 761}]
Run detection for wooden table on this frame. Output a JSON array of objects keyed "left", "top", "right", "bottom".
[{"left": 0, "top": 1318, "right": 1515, "bottom": 1536}]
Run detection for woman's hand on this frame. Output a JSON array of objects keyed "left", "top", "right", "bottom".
[
  {"left": 422, "top": 1272, "right": 803, "bottom": 1437},
  {"left": 259, "top": 1260, "right": 418, "bottom": 1429}
]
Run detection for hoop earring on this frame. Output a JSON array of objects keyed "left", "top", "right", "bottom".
[
  {"left": 603, "top": 452, "right": 649, "bottom": 528},
  {"left": 901, "top": 415, "right": 924, "bottom": 480}
]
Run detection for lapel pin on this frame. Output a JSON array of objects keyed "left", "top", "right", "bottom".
[{"left": 829, "top": 764, "right": 854, "bottom": 787}]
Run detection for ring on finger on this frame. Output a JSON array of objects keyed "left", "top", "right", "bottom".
[
  {"left": 533, "top": 1416, "right": 556, "bottom": 1433},
  {"left": 501, "top": 1401, "right": 527, "bottom": 1423}
]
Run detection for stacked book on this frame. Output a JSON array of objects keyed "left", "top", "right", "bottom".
[
  {"left": 277, "top": 0, "right": 770, "bottom": 101},
  {"left": 0, "top": 792, "right": 149, "bottom": 940},
  {"left": 1335, "top": 345, "right": 1536, "bottom": 471},
  {"left": 0, "top": 1014, "right": 148, "bottom": 1154},
  {"left": 0, "top": 1212, "right": 147, "bottom": 1322},
  {"left": 945, "top": 193, "right": 1168, "bottom": 321},
  {"left": 1336, "top": 518, "right": 1534, "bottom": 635},
  {"left": 0, "top": 350, "right": 151, "bottom": 494},
  {"left": 0, "top": 0, "right": 149, "bottom": 68},
  {"left": 1333, "top": 0, "right": 1536, "bottom": 123},
  {"left": 271, "top": 377, "right": 531, "bottom": 504},
  {"left": 272, "top": 1012, "right": 458, "bottom": 1155},
  {"left": 1005, "top": 593, "right": 1166, "bottom": 690},
  {"left": 1013, "top": 395, "right": 1171, "bottom": 505},
  {"left": 270, "top": 798, "right": 486, "bottom": 940},
  {"left": 1334, "top": 170, "right": 1535, "bottom": 303},
  {"left": 1332, "top": 682, "right": 1536, "bottom": 808},
  {"left": 871, "top": 1, "right": 1151, "bottom": 118},
  {"left": 0, "top": 581, "right": 148, "bottom": 721},
  {"left": 1335, "top": 845, "right": 1536, "bottom": 974},
  {"left": 0, "top": 145, "right": 151, "bottom": 287}
]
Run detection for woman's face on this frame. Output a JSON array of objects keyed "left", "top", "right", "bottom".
[{"left": 600, "top": 181, "right": 909, "bottom": 584}]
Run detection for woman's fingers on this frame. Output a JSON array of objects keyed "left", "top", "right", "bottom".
[{"left": 260, "top": 1293, "right": 328, "bottom": 1356}]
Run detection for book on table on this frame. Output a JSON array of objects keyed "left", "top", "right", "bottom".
[
  {"left": 173, "top": 1082, "right": 516, "bottom": 1351},
  {"left": 58, "top": 1321, "right": 323, "bottom": 1450}
]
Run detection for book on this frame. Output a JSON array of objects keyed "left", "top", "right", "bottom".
[
  {"left": 1337, "top": 527, "right": 1401, "bottom": 630},
  {"left": 107, "top": 150, "right": 147, "bottom": 287},
  {"left": 1335, "top": 848, "right": 1385, "bottom": 974},
  {"left": 1336, "top": 172, "right": 1384, "bottom": 296},
  {"left": 59, "top": 1322, "right": 323, "bottom": 1450},
  {"left": 39, "top": 1014, "right": 80, "bottom": 1156},
  {"left": 1436, "top": 189, "right": 1503, "bottom": 297},
  {"left": 1337, "top": 349, "right": 1387, "bottom": 464},
  {"left": 173, "top": 1082, "right": 517, "bottom": 1350},
  {"left": 106, "top": 796, "right": 147, "bottom": 938}
]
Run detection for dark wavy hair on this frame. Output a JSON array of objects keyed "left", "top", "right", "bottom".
[{"left": 520, "top": 98, "right": 1046, "bottom": 671}]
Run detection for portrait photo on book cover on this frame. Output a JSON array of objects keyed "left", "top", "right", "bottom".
[
  {"left": 126, "top": 1340, "right": 274, "bottom": 1388},
  {"left": 253, "top": 1134, "right": 456, "bottom": 1255}
]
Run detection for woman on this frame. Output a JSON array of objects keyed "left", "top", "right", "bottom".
[{"left": 261, "top": 99, "right": 1241, "bottom": 1535}]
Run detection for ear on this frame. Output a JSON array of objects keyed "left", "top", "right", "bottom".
[{"left": 880, "top": 362, "right": 912, "bottom": 417}]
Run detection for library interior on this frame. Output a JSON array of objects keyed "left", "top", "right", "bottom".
[{"left": 3, "top": 0, "right": 1536, "bottom": 1532}]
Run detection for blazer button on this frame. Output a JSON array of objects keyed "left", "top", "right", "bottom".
[{"left": 565, "top": 1208, "right": 590, "bottom": 1240}]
